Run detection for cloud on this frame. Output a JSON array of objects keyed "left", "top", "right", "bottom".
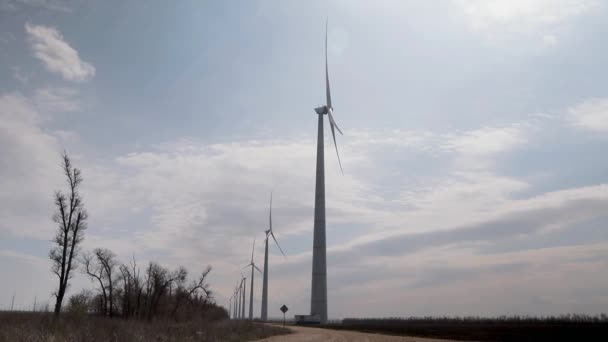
[
  {"left": 330, "top": 189, "right": 608, "bottom": 263},
  {"left": 25, "top": 23, "right": 95, "bottom": 81},
  {"left": 0, "top": 249, "right": 48, "bottom": 267},
  {"left": 445, "top": 125, "right": 527, "bottom": 156},
  {"left": 34, "top": 87, "right": 80, "bottom": 112},
  {"left": 457, "top": 0, "right": 598, "bottom": 41},
  {"left": 568, "top": 97, "right": 608, "bottom": 132},
  {"left": 326, "top": 242, "right": 608, "bottom": 317},
  {"left": 0, "top": 92, "right": 64, "bottom": 239},
  {"left": 1, "top": 0, "right": 72, "bottom": 12},
  {"left": 270, "top": 187, "right": 608, "bottom": 317}
]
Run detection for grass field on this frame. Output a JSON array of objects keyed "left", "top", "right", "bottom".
[
  {"left": 321, "top": 316, "right": 608, "bottom": 341},
  {"left": 0, "top": 311, "right": 290, "bottom": 342}
]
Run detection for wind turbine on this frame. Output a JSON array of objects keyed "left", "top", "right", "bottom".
[
  {"left": 240, "top": 272, "right": 247, "bottom": 319},
  {"left": 234, "top": 281, "right": 240, "bottom": 319},
  {"left": 228, "top": 295, "right": 232, "bottom": 319},
  {"left": 310, "top": 19, "right": 343, "bottom": 323},
  {"left": 236, "top": 287, "right": 240, "bottom": 319},
  {"left": 261, "top": 192, "right": 286, "bottom": 321},
  {"left": 245, "top": 238, "right": 263, "bottom": 320}
]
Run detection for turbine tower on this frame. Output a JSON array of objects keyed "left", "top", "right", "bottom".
[
  {"left": 240, "top": 273, "right": 247, "bottom": 319},
  {"left": 261, "top": 192, "right": 286, "bottom": 321},
  {"left": 310, "top": 19, "right": 343, "bottom": 324},
  {"left": 234, "top": 282, "right": 240, "bottom": 319},
  {"left": 246, "top": 238, "right": 263, "bottom": 320}
]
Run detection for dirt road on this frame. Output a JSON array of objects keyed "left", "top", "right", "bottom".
[{"left": 254, "top": 325, "right": 456, "bottom": 342}]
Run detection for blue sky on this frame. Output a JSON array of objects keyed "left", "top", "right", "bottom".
[{"left": 1, "top": 0, "right": 608, "bottom": 318}]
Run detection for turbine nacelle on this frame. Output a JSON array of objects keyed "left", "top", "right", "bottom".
[{"left": 314, "top": 105, "right": 329, "bottom": 115}]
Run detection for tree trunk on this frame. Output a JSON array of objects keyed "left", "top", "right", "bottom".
[{"left": 54, "top": 288, "right": 65, "bottom": 315}]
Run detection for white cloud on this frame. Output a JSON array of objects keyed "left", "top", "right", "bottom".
[
  {"left": 445, "top": 125, "right": 527, "bottom": 155},
  {"left": 568, "top": 97, "right": 608, "bottom": 132},
  {"left": 18, "top": 0, "right": 71, "bottom": 12},
  {"left": 1, "top": 0, "right": 71, "bottom": 12},
  {"left": 457, "top": 0, "right": 598, "bottom": 42},
  {"left": 0, "top": 93, "right": 64, "bottom": 239},
  {"left": 34, "top": 87, "right": 80, "bottom": 112},
  {"left": 25, "top": 23, "right": 95, "bottom": 82}
]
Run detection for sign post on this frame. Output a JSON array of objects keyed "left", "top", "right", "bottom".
[{"left": 280, "top": 305, "right": 288, "bottom": 327}]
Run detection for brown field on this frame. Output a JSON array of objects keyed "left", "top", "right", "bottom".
[
  {"left": 321, "top": 316, "right": 608, "bottom": 341},
  {"left": 0, "top": 312, "right": 291, "bottom": 342}
]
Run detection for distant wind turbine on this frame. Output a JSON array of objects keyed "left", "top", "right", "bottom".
[
  {"left": 310, "top": 19, "right": 344, "bottom": 323},
  {"left": 228, "top": 295, "right": 232, "bottom": 319},
  {"left": 261, "top": 192, "right": 286, "bottom": 321},
  {"left": 234, "top": 281, "right": 241, "bottom": 319},
  {"left": 240, "top": 272, "right": 247, "bottom": 319},
  {"left": 245, "top": 238, "right": 263, "bottom": 320}
]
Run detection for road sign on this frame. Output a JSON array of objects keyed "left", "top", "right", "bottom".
[{"left": 280, "top": 305, "right": 288, "bottom": 326}]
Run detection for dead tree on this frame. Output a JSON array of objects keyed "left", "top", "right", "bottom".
[
  {"left": 82, "top": 248, "right": 118, "bottom": 317},
  {"left": 172, "top": 266, "right": 212, "bottom": 317},
  {"left": 49, "top": 151, "right": 88, "bottom": 316},
  {"left": 119, "top": 255, "right": 141, "bottom": 318},
  {"left": 144, "top": 263, "right": 187, "bottom": 319},
  {"left": 83, "top": 252, "right": 108, "bottom": 315},
  {"left": 95, "top": 248, "right": 117, "bottom": 317}
]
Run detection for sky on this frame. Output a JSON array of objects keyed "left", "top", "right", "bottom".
[{"left": 1, "top": 0, "right": 608, "bottom": 319}]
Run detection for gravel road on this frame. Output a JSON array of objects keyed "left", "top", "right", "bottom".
[{"left": 253, "top": 325, "right": 457, "bottom": 342}]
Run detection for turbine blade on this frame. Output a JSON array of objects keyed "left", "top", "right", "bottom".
[
  {"left": 270, "top": 231, "right": 286, "bottom": 257},
  {"left": 328, "top": 111, "right": 343, "bottom": 135},
  {"left": 251, "top": 237, "right": 256, "bottom": 262},
  {"left": 254, "top": 265, "right": 263, "bottom": 274},
  {"left": 329, "top": 115, "right": 344, "bottom": 174},
  {"left": 269, "top": 192, "right": 273, "bottom": 232},
  {"left": 325, "top": 19, "right": 332, "bottom": 109}
]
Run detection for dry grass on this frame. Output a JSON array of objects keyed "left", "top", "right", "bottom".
[{"left": 0, "top": 311, "right": 290, "bottom": 342}]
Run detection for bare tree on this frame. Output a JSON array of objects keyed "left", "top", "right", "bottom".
[
  {"left": 49, "top": 151, "right": 88, "bottom": 316},
  {"left": 143, "top": 263, "right": 187, "bottom": 320},
  {"left": 82, "top": 248, "right": 118, "bottom": 317},
  {"left": 119, "top": 255, "right": 141, "bottom": 318},
  {"left": 83, "top": 251, "right": 108, "bottom": 315},
  {"left": 171, "top": 266, "right": 212, "bottom": 317},
  {"left": 95, "top": 248, "right": 118, "bottom": 317}
]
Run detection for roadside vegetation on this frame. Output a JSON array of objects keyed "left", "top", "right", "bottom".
[{"left": 0, "top": 311, "right": 289, "bottom": 342}]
